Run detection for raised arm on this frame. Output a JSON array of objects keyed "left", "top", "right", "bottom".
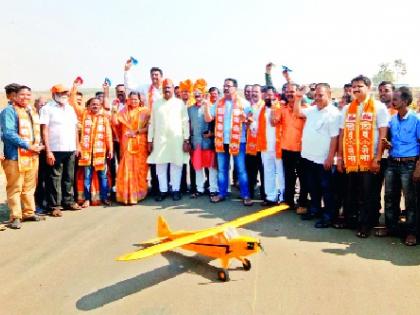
[
  {"left": 69, "top": 80, "right": 85, "bottom": 119},
  {"left": 265, "top": 62, "right": 274, "bottom": 87},
  {"left": 293, "top": 86, "right": 307, "bottom": 118},
  {"left": 204, "top": 95, "right": 214, "bottom": 123}
]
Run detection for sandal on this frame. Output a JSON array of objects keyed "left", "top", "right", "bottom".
[
  {"left": 404, "top": 234, "right": 417, "bottom": 246},
  {"left": 81, "top": 200, "right": 90, "bottom": 208},
  {"left": 210, "top": 195, "right": 225, "bottom": 203},
  {"left": 64, "top": 203, "right": 82, "bottom": 211},
  {"left": 190, "top": 192, "right": 204, "bottom": 199},
  {"left": 51, "top": 208, "right": 63, "bottom": 217},
  {"left": 243, "top": 198, "right": 254, "bottom": 207}
]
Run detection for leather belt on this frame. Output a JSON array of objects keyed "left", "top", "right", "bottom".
[{"left": 389, "top": 157, "right": 417, "bottom": 162}]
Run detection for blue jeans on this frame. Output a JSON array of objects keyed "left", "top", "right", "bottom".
[
  {"left": 384, "top": 160, "right": 417, "bottom": 234},
  {"left": 84, "top": 165, "right": 109, "bottom": 201},
  {"left": 217, "top": 143, "right": 250, "bottom": 198},
  {"left": 304, "top": 158, "right": 334, "bottom": 221}
]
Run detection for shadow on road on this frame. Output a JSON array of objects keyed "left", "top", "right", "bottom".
[
  {"left": 76, "top": 252, "right": 223, "bottom": 311},
  {"left": 140, "top": 191, "right": 420, "bottom": 266}
]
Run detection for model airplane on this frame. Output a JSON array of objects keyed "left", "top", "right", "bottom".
[{"left": 117, "top": 205, "right": 288, "bottom": 281}]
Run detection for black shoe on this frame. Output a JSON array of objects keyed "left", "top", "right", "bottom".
[
  {"left": 172, "top": 191, "right": 182, "bottom": 201},
  {"left": 301, "top": 212, "right": 317, "bottom": 221},
  {"left": 261, "top": 200, "right": 279, "bottom": 207},
  {"left": 314, "top": 219, "right": 331, "bottom": 228},
  {"left": 155, "top": 192, "right": 167, "bottom": 202}
]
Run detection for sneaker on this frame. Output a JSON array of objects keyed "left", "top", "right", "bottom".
[
  {"left": 22, "top": 215, "right": 45, "bottom": 222},
  {"left": 10, "top": 218, "right": 22, "bottom": 229}
]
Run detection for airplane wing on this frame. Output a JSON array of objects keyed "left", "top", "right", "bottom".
[{"left": 116, "top": 204, "right": 288, "bottom": 261}]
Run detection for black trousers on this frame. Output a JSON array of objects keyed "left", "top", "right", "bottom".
[
  {"left": 189, "top": 160, "right": 197, "bottom": 194},
  {"left": 181, "top": 164, "right": 188, "bottom": 193},
  {"left": 245, "top": 153, "right": 265, "bottom": 200},
  {"left": 282, "top": 149, "right": 308, "bottom": 208},
  {"left": 343, "top": 171, "right": 379, "bottom": 230},
  {"left": 150, "top": 164, "right": 160, "bottom": 196},
  {"left": 45, "top": 151, "right": 76, "bottom": 209},
  {"left": 35, "top": 150, "right": 47, "bottom": 208},
  {"left": 110, "top": 141, "right": 120, "bottom": 190}
]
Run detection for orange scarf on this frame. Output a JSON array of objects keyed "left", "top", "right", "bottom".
[
  {"left": 79, "top": 111, "right": 110, "bottom": 170},
  {"left": 246, "top": 100, "right": 264, "bottom": 155},
  {"left": 214, "top": 96, "right": 244, "bottom": 156},
  {"left": 343, "top": 97, "right": 376, "bottom": 172},
  {"left": 15, "top": 105, "right": 41, "bottom": 172},
  {"left": 246, "top": 102, "right": 282, "bottom": 158},
  {"left": 148, "top": 84, "right": 161, "bottom": 109}
]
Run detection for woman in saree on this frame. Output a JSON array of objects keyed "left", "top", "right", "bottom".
[{"left": 114, "top": 91, "right": 150, "bottom": 204}]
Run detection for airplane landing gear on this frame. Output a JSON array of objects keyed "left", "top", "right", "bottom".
[
  {"left": 217, "top": 269, "right": 230, "bottom": 282},
  {"left": 242, "top": 258, "right": 251, "bottom": 271}
]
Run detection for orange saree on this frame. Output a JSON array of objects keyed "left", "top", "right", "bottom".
[{"left": 115, "top": 106, "right": 150, "bottom": 204}]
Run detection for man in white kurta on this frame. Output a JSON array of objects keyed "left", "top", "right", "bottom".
[{"left": 147, "top": 79, "right": 190, "bottom": 201}]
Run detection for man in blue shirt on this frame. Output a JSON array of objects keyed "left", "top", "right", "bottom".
[
  {"left": 383, "top": 86, "right": 420, "bottom": 246},
  {"left": 1, "top": 85, "right": 44, "bottom": 229},
  {"left": 204, "top": 78, "right": 253, "bottom": 206}
]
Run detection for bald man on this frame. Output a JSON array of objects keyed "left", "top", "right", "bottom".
[{"left": 147, "top": 79, "right": 190, "bottom": 201}]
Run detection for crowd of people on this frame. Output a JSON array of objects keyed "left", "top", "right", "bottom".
[{"left": 1, "top": 60, "right": 419, "bottom": 247}]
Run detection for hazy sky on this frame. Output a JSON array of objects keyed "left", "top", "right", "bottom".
[{"left": 1, "top": 0, "right": 419, "bottom": 91}]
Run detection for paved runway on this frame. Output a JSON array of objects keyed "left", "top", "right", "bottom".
[{"left": 1, "top": 176, "right": 420, "bottom": 315}]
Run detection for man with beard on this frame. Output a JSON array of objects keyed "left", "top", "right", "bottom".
[
  {"left": 147, "top": 79, "right": 190, "bottom": 201},
  {"left": 253, "top": 86, "right": 285, "bottom": 206},
  {"left": 40, "top": 84, "right": 81, "bottom": 216}
]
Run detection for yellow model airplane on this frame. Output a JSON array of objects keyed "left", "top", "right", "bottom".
[{"left": 117, "top": 205, "right": 288, "bottom": 281}]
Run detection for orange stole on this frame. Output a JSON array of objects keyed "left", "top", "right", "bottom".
[
  {"left": 115, "top": 106, "right": 149, "bottom": 204},
  {"left": 246, "top": 100, "right": 264, "bottom": 155},
  {"left": 15, "top": 105, "right": 41, "bottom": 172},
  {"left": 246, "top": 105, "right": 282, "bottom": 158},
  {"left": 78, "top": 111, "right": 109, "bottom": 171},
  {"left": 214, "top": 97, "right": 244, "bottom": 156},
  {"left": 148, "top": 84, "right": 161, "bottom": 109},
  {"left": 343, "top": 97, "right": 376, "bottom": 172}
]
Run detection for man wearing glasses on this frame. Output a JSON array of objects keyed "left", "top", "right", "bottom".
[{"left": 204, "top": 78, "right": 253, "bottom": 206}]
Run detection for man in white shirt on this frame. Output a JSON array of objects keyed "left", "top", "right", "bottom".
[
  {"left": 40, "top": 84, "right": 81, "bottom": 216},
  {"left": 147, "top": 79, "right": 190, "bottom": 201},
  {"left": 294, "top": 83, "right": 340, "bottom": 228}
]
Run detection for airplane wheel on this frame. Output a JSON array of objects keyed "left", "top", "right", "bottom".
[
  {"left": 242, "top": 258, "right": 251, "bottom": 271},
  {"left": 218, "top": 269, "right": 230, "bottom": 282}
]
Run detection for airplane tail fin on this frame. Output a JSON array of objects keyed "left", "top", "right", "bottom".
[{"left": 157, "top": 215, "right": 171, "bottom": 237}]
